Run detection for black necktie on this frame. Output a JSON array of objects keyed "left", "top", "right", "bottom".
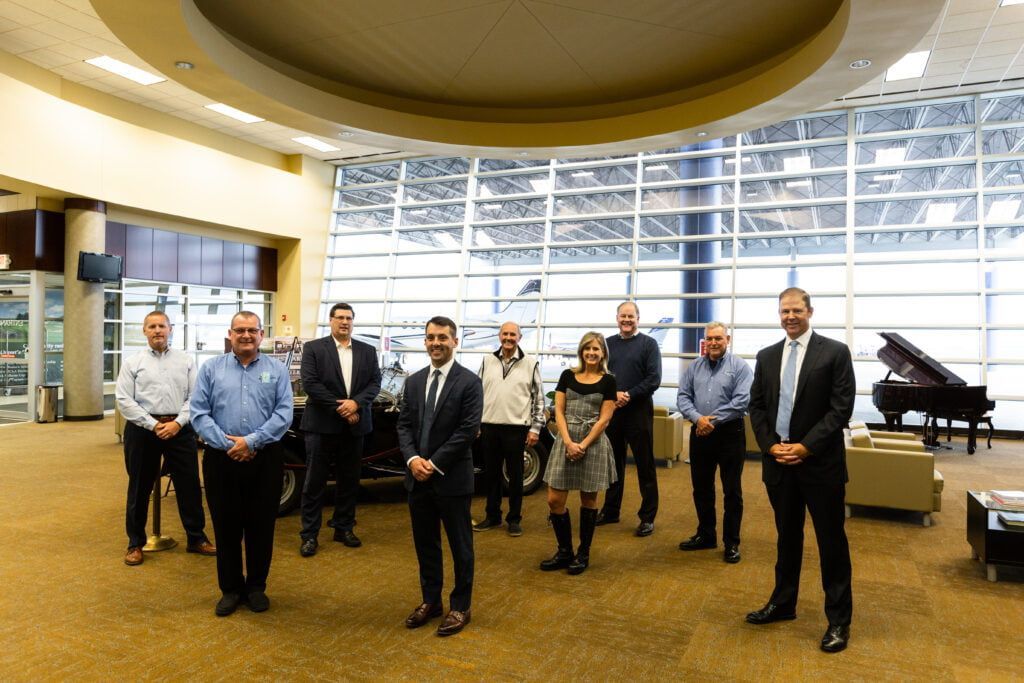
[{"left": 419, "top": 369, "right": 441, "bottom": 455}]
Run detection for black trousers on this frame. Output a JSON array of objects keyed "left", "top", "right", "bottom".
[
  {"left": 202, "top": 444, "right": 283, "bottom": 595},
  {"left": 123, "top": 422, "right": 207, "bottom": 549},
  {"left": 299, "top": 430, "right": 364, "bottom": 539},
  {"left": 689, "top": 418, "right": 745, "bottom": 547},
  {"left": 602, "top": 402, "right": 659, "bottom": 523},
  {"left": 480, "top": 423, "right": 529, "bottom": 524},
  {"left": 766, "top": 472, "right": 853, "bottom": 626},
  {"left": 408, "top": 484, "right": 474, "bottom": 612}
]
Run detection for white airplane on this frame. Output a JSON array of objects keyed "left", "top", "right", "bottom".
[{"left": 354, "top": 279, "right": 541, "bottom": 352}]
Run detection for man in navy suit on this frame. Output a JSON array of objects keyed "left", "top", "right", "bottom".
[
  {"left": 397, "top": 316, "right": 483, "bottom": 637},
  {"left": 746, "top": 287, "right": 856, "bottom": 653},
  {"left": 298, "top": 303, "right": 382, "bottom": 556}
]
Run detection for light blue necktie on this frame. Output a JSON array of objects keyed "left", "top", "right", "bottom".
[{"left": 775, "top": 340, "right": 799, "bottom": 441}]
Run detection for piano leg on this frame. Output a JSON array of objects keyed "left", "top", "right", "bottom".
[
  {"left": 967, "top": 420, "right": 978, "bottom": 455},
  {"left": 946, "top": 418, "right": 952, "bottom": 442}
]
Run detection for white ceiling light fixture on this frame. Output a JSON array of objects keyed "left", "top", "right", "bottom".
[
  {"left": 849, "top": 59, "right": 871, "bottom": 69},
  {"left": 872, "top": 173, "right": 902, "bottom": 181},
  {"left": 646, "top": 164, "right": 670, "bottom": 172},
  {"left": 987, "top": 198, "right": 1021, "bottom": 222},
  {"left": 924, "top": 202, "right": 956, "bottom": 225},
  {"left": 1000, "top": 0, "right": 1024, "bottom": 6},
  {"left": 84, "top": 56, "right": 165, "bottom": 85},
  {"left": 174, "top": 61, "right": 194, "bottom": 70},
  {"left": 205, "top": 103, "right": 264, "bottom": 123},
  {"left": 571, "top": 171, "right": 595, "bottom": 178},
  {"left": 885, "top": 50, "right": 930, "bottom": 81},
  {"left": 785, "top": 179, "right": 812, "bottom": 188},
  {"left": 783, "top": 156, "right": 811, "bottom": 173},
  {"left": 875, "top": 147, "right": 907, "bottom": 165},
  {"left": 292, "top": 136, "right": 340, "bottom": 152}
]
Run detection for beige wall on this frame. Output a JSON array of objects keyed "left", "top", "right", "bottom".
[{"left": 0, "top": 59, "right": 334, "bottom": 336}]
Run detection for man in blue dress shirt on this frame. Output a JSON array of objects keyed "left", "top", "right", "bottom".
[
  {"left": 115, "top": 310, "right": 216, "bottom": 566},
  {"left": 676, "top": 322, "right": 753, "bottom": 563},
  {"left": 190, "top": 311, "right": 293, "bottom": 617}
]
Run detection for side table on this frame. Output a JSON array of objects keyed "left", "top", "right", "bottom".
[{"left": 966, "top": 491, "right": 1024, "bottom": 582}]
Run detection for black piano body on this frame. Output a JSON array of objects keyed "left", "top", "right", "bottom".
[{"left": 871, "top": 332, "right": 995, "bottom": 454}]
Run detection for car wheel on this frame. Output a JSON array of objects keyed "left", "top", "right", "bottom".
[
  {"left": 278, "top": 447, "right": 305, "bottom": 516},
  {"left": 504, "top": 440, "right": 549, "bottom": 496}
]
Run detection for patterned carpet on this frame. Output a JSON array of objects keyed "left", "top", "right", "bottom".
[{"left": 0, "top": 418, "right": 1021, "bottom": 681}]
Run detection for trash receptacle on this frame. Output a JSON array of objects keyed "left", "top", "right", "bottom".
[{"left": 36, "top": 384, "right": 60, "bottom": 423}]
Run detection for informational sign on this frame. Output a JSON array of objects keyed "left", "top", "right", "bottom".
[{"left": 0, "top": 319, "right": 29, "bottom": 359}]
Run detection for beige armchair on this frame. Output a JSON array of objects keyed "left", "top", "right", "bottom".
[
  {"left": 844, "top": 427, "right": 943, "bottom": 526},
  {"left": 651, "top": 406, "right": 686, "bottom": 468}
]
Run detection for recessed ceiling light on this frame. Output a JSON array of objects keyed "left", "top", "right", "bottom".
[
  {"left": 885, "top": 50, "right": 930, "bottom": 81},
  {"left": 339, "top": 131, "right": 354, "bottom": 138},
  {"left": 205, "top": 103, "right": 264, "bottom": 123},
  {"left": 696, "top": 131, "right": 708, "bottom": 137},
  {"left": 292, "top": 136, "right": 340, "bottom": 152},
  {"left": 849, "top": 59, "right": 872, "bottom": 69},
  {"left": 175, "top": 61, "right": 194, "bottom": 70},
  {"left": 516, "top": 151, "right": 530, "bottom": 157},
  {"left": 84, "top": 56, "right": 165, "bottom": 85}
]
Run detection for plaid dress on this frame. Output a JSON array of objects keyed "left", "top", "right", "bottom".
[{"left": 544, "top": 369, "right": 618, "bottom": 492}]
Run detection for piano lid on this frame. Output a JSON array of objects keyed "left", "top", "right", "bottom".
[{"left": 877, "top": 332, "right": 966, "bottom": 386}]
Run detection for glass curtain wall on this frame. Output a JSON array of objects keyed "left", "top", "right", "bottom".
[{"left": 324, "top": 90, "right": 1024, "bottom": 430}]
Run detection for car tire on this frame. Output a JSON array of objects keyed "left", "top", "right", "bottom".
[
  {"left": 504, "top": 440, "right": 549, "bottom": 496},
  {"left": 278, "top": 447, "right": 305, "bottom": 516}
]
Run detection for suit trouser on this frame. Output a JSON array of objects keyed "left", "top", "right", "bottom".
[
  {"left": 300, "top": 430, "right": 364, "bottom": 539},
  {"left": 602, "top": 403, "right": 659, "bottom": 522},
  {"left": 408, "top": 483, "right": 474, "bottom": 612},
  {"left": 689, "top": 418, "right": 745, "bottom": 547},
  {"left": 481, "top": 423, "right": 528, "bottom": 524},
  {"left": 123, "top": 422, "right": 207, "bottom": 549},
  {"left": 202, "top": 444, "right": 283, "bottom": 595},
  {"left": 766, "top": 472, "right": 853, "bottom": 626}
]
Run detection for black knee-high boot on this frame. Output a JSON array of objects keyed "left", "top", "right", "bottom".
[
  {"left": 568, "top": 507, "right": 597, "bottom": 575},
  {"left": 540, "top": 510, "right": 574, "bottom": 571}
]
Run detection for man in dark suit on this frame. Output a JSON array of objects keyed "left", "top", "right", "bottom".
[
  {"left": 298, "top": 303, "right": 382, "bottom": 556},
  {"left": 746, "top": 287, "right": 856, "bottom": 653},
  {"left": 396, "top": 316, "right": 483, "bottom": 637}
]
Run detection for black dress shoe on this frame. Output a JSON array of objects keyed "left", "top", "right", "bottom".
[
  {"left": 821, "top": 624, "right": 850, "bottom": 653},
  {"left": 300, "top": 538, "right": 318, "bottom": 557},
  {"left": 723, "top": 545, "right": 741, "bottom": 563},
  {"left": 436, "top": 609, "right": 471, "bottom": 637},
  {"left": 215, "top": 592, "right": 244, "bottom": 617},
  {"left": 473, "top": 518, "right": 501, "bottom": 532},
  {"left": 334, "top": 529, "right": 362, "bottom": 547},
  {"left": 594, "top": 511, "right": 619, "bottom": 526},
  {"left": 678, "top": 534, "right": 717, "bottom": 551},
  {"left": 405, "top": 602, "right": 442, "bottom": 629},
  {"left": 247, "top": 590, "right": 270, "bottom": 612},
  {"left": 635, "top": 521, "right": 655, "bottom": 537},
  {"left": 745, "top": 603, "right": 797, "bottom": 625}
]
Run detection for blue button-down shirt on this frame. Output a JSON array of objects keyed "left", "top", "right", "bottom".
[
  {"left": 676, "top": 351, "right": 753, "bottom": 425},
  {"left": 190, "top": 352, "right": 293, "bottom": 452},
  {"left": 115, "top": 347, "right": 196, "bottom": 430}
]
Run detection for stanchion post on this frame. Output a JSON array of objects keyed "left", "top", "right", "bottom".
[{"left": 143, "top": 460, "right": 177, "bottom": 551}]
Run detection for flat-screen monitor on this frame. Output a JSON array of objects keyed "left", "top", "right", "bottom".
[{"left": 77, "top": 251, "right": 122, "bottom": 283}]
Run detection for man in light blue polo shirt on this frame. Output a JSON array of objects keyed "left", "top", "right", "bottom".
[
  {"left": 676, "top": 321, "right": 753, "bottom": 564},
  {"left": 190, "top": 311, "right": 292, "bottom": 617}
]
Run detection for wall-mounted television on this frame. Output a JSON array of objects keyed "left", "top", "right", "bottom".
[{"left": 77, "top": 251, "right": 122, "bottom": 283}]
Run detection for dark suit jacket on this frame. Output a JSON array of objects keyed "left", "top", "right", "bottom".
[
  {"left": 299, "top": 336, "right": 382, "bottom": 437},
  {"left": 748, "top": 331, "right": 855, "bottom": 486},
  {"left": 397, "top": 362, "right": 483, "bottom": 496}
]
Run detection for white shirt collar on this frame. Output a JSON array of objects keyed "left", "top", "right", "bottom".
[
  {"left": 786, "top": 327, "right": 813, "bottom": 347},
  {"left": 430, "top": 356, "right": 456, "bottom": 378}
]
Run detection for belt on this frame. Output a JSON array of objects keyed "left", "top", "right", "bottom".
[{"left": 151, "top": 414, "right": 178, "bottom": 423}]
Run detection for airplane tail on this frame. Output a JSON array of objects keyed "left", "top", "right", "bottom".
[
  {"left": 495, "top": 278, "right": 541, "bottom": 324},
  {"left": 647, "top": 317, "right": 673, "bottom": 344}
]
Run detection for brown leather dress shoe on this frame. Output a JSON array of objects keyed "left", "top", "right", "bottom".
[
  {"left": 404, "top": 602, "right": 442, "bottom": 629},
  {"left": 436, "top": 609, "right": 471, "bottom": 637},
  {"left": 186, "top": 540, "right": 217, "bottom": 556},
  {"left": 124, "top": 547, "right": 143, "bottom": 566}
]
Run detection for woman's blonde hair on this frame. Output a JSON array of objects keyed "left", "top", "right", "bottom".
[{"left": 572, "top": 331, "right": 609, "bottom": 374}]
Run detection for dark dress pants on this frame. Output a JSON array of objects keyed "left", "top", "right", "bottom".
[
  {"left": 766, "top": 471, "right": 853, "bottom": 626},
  {"left": 480, "top": 423, "right": 528, "bottom": 524},
  {"left": 202, "top": 443, "right": 283, "bottom": 595},
  {"left": 408, "top": 482, "right": 474, "bottom": 612},
  {"left": 689, "top": 418, "right": 745, "bottom": 547},
  {"left": 123, "top": 422, "right": 207, "bottom": 549},
  {"left": 300, "top": 430, "right": 364, "bottom": 539},
  {"left": 602, "top": 401, "right": 659, "bottom": 523}
]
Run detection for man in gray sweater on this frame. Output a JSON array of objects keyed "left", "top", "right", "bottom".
[{"left": 473, "top": 322, "right": 546, "bottom": 537}]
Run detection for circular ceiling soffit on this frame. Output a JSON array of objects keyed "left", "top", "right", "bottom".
[{"left": 93, "top": 0, "right": 946, "bottom": 157}]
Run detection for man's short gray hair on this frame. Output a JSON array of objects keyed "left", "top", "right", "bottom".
[{"left": 705, "top": 321, "right": 729, "bottom": 335}]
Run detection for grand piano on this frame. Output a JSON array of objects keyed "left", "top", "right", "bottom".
[{"left": 871, "top": 332, "right": 995, "bottom": 455}]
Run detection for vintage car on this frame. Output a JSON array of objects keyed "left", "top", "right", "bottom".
[{"left": 278, "top": 364, "right": 553, "bottom": 515}]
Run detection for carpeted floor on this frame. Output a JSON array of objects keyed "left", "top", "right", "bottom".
[{"left": 0, "top": 418, "right": 1022, "bottom": 681}]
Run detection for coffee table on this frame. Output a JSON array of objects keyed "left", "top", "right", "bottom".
[{"left": 966, "top": 491, "right": 1024, "bottom": 581}]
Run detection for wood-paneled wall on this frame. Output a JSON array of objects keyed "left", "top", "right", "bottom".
[{"left": 0, "top": 210, "right": 277, "bottom": 291}]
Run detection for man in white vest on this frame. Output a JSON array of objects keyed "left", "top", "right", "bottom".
[{"left": 473, "top": 321, "right": 545, "bottom": 537}]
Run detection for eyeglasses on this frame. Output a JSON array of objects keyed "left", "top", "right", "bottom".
[{"left": 230, "top": 327, "right": 262, "bottom": 335}]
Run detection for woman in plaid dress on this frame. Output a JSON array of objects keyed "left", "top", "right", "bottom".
[{"left": 540, "top": 331, "right": 617, "bottom": 575}]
